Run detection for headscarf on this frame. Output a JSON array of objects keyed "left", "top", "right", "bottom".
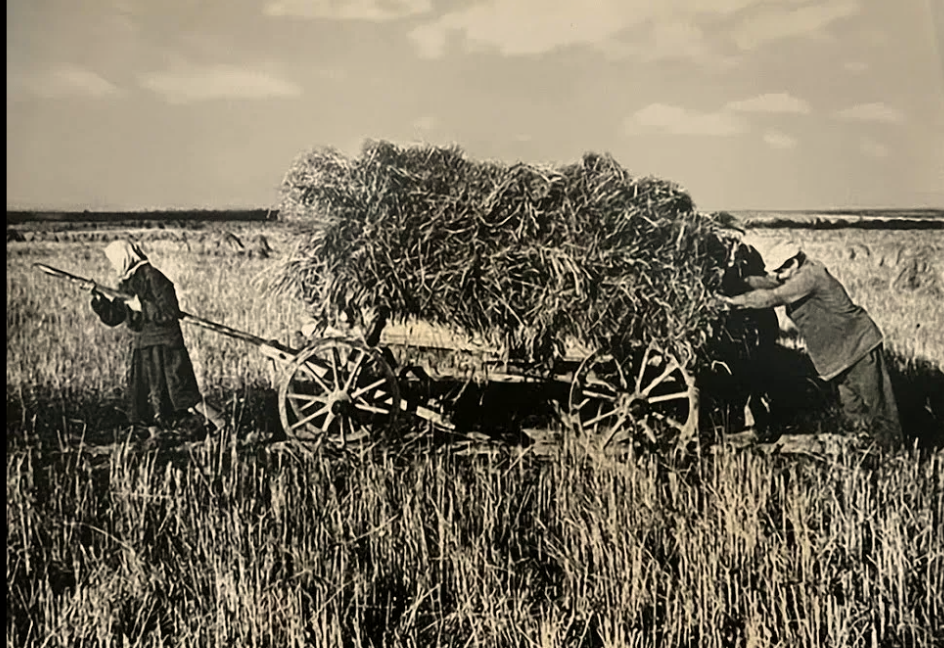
[{"left": 104, "top": 239, "right": 150, "bottom": 282}]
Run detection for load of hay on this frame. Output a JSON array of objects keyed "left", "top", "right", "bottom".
[{"left": 272, "top": 140, "right": 736, "bottom": 365}]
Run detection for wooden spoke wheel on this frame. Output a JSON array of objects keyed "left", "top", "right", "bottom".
[
  {"left": 568, "top": 342, "right": 698, "bottom": 455},
  {"left": 277, "top": 338, "right": 400, "bottom": 446}
]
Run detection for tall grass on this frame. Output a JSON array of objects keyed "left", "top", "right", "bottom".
[
  {"left": 6, "top": 226, "right": 944, "bottom": 646},
  {"left": 7, "top": 433, "right": 942, "bottom": 647}
]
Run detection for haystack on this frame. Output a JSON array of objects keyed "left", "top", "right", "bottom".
[
  {"left": 846, "top": 243, "right": 872, "bottom": 261},
  {"left": 247, "top": 233, "right": 273, "bottom": 258},
  {"left": 892, "top": 247, "right": 942, "bottom": 295},
  {"left": 272, "top": 140, "right": 737, "bottom": 364},
  {"left": 217, "top": 231, "right": 245, "bottom": 253}
]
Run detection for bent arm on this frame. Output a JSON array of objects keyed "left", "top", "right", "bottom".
[
  {"left": 91, "top": 294, "right": 129, "bottom": 327},
  {"left": 727, "top": 288, "right": 786, "bottom": 310},
  {"left": 744, "top": 274, "right": 781, "bottom": 290},
  {"left": 143, "top": 270, "right": 182, "bottom": 325},
  {"left": 726, "top": 271, "right": 816, "bottom": 310}
]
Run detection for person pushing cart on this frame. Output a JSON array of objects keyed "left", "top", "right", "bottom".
[{"left": 721, "top": 241, "right": 903, "bottom": 450}]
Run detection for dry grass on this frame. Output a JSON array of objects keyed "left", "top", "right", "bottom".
[
  {"left": 6, "top": 432, "right": 942, "bottom": 647},
  {"left": 6, "top": 222, "right": 944, "bottom": 647}
]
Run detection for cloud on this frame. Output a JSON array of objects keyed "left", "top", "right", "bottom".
[
  {"left": 860, "top": 29, "right": 889, "bottom": 46},
  {"left": 623, "top": 90, "right": 812, "bottom": 140},
  {"left": 625, "top": 103, "right": 745, "bottom": 137},
  {"left": 408, "top": 20, "right": 449, "bottom": 58},
  {"left": 314, "top": 67, "right": 348, "bottom": 81},
  {"left": 732, "top": 0, "right": 860, "bottom": 50},
  {"left": 408, "top": 0, "right": 767, "bottom": 59},
  {"left": 859, "top": 137, "right": 889, "bottom": 158},
  {"left": 264, "top": 0, "right": 431, "bottom": 21},
  {"left": 407, "top": 0, "right": 859, "bottom": 60},
  {"left": 409, "top": 1, "right": 632, "bottom": 59},
  {"left": 763, "top": 131, "right": 798, "bottom": 149},
  {"left": 139, "top": 65, "right": 302, "bottom": 104},
  {"left": 9, "top": 64, "right": 121, "bottom": 100},
  {"left": 726, "top": 92, "right": 811, "bottom": 114},
  {"left": 835, "top": 102, "right": 905, "bottom": 124},
  {"left": 598, "top": 19, "right": 738, "bottom": 68},
  {"left": 412, "top": 115, "right": 438, "bottom": 132}
]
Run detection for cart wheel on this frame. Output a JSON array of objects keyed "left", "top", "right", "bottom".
[
  {"left": 277, "top": 338, "right": 400, "bottom": 446},
  {"left": 569, "top": 341, "right": 698, "bottom": 455}
]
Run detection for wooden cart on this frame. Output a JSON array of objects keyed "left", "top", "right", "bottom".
[{"left": 269, "top": 314, "right": 700, "bottom": 456}]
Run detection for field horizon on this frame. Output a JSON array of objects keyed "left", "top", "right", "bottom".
[{"left": 8, "top": 206, "right": 944, "bottom": 225}]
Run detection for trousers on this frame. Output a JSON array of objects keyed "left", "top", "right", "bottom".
[{"left": 832, "top": 345, "right": 902, "bottom": 449}]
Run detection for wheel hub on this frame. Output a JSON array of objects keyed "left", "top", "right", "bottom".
[
  {"left": 618, "top": 393, "right": 649, "bottom": 418},
  {"left": 629, "top": 397, "right": 649, "bottom": 418},
  {"left": 328, "top": 391, "right": 352, "bottom": 416}
]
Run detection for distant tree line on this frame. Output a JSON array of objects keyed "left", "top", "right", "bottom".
[
  {"left": 743, "top": 218, "right": 944, "bottom": 231},
  {"left": 6, "top": 208, "right": 279, "bottom": 225}
]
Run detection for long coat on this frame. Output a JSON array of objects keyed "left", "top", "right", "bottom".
[{"left": 92, "top": 264, "right": 202, "bottom": 425}]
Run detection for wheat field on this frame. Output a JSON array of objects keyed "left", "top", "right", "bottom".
[{"left": 6, "top": 222, "right": 944, "bottom": 647}]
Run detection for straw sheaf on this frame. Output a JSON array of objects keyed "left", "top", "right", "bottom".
[{"left": 272, "top": 140, "right": 735, "bottom": 365}]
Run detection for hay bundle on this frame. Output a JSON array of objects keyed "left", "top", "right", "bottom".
[
  {"left": 272, "top": 140, "right": 735, "bottom": 364},
  {"left": 217, "top": 231, "right": 245, "bottom": 253},
  {"left": 247, "top": 233, "right": 273, "bottom": 258},
  {"left": 892, "top": 247, "right": 942, "bottom": 294},
  {"left": 847, "top": 243, "right": 872, "bottom": 261}
]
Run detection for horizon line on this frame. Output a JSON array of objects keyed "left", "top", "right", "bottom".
[{"left": 7, "top": 205, "right": 944, "bottom": 214}]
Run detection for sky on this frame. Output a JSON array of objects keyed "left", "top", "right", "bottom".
[{"left": 7, "top": 0, "right": 944, "bottom": 212}]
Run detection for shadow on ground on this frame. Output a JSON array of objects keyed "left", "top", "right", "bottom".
[
  {"left": 7, "top": 346, "right": 942, "bottom": 454},
  {"left": 5, "top": 382, "right": 283, "bottom": 452},
  {"left": 699, "top": 344, "right": 944, "bottom": 450},
  {"left": 887, "top": 352, "right": 944, "bottom": 450}
]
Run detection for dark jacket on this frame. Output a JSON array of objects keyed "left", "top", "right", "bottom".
[
  {"left": 783, "top": 260, "right": 882, "bottom": 381},
  {"left": 92, "top": 264, "right": 186, "bottom": 348}
]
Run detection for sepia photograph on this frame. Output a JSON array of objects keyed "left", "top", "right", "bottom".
[{"left": 7, "top": 0, "right": 944, "bottom": 645}]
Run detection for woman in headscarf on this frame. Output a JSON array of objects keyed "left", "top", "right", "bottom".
[{"left": 91, "top": 239, "right": 225, "bottom": 438}]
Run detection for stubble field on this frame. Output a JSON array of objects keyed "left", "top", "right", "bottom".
[{"left": 6, "top": 220, "right": 944, "bottom": 647}]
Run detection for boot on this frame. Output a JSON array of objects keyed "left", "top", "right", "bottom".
[
  {"left": 191, "top": 402, "right": 226, "bottom": 431},
  {"left": 140, "top": 421, "right": 165, "bottom": 448}
]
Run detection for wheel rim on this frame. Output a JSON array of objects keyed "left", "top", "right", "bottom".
[
  {"left": 569, "top": 341, "right": 697, "bottom": 454},
  {"left": 277, "top": 338, "right": 400, "bottom": 446}
]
